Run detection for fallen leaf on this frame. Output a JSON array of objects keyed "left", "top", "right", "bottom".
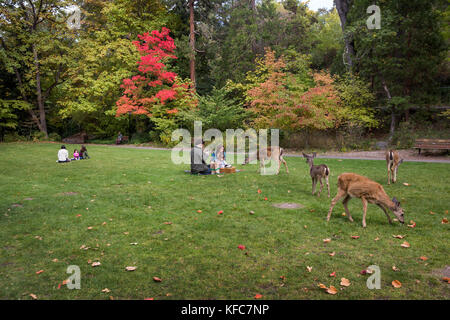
[
  {"left": 30, "top": 293, "right": 38, "bottom": 300},
  {"left": 144, "top": 297, "right": 154, "bottom": 300},
  {"left": 429, "top": 211, "right": 435, "bottom": 215},
  {"left": 153, "top": 277, "right": 162, "bottom": 282},
  {"left": 323, "top": 238, "right": 331, "bottom": 243},
  {"left": 87, "top": 226, "right": 93, "bottom": 230},
  {"left": 197, "top": 210, "right": 202, "bottom": 213},
  {"left": 306, "top": 266, "right": 312, "bottom": 272},
  {"left": 329, "top": 252, "right": 336, "bottom": 256},
  {"left": 280, "top": 276, "right": 286, "bottom": 281},
  {"left": 249, "top": 211, "right": 255, "bottom": 215},
  {"left": 318, "top": 283, "right": 327, "bottom": 289},
  {"left": 92, "top": 262, "right": 101, "bottom": 267},
  {"left": 102, "top": 288, "right": 110, "bottom": 293},
  {"left": 351, "top": 235, "right": 360, "bottom": 239},
  {"left": 329, "top": 272, "right": 336, "bottom": 277},
  {"left": 407, "top": 221, "right": 416, "bottom": 228},
  {"left": 254, "top": 294, "right": 263, "bottom": 299},
  {"left": 442, "top": 218, "right": 448, "bottom": 224},
  {"left": 326, "top": 286, "right": 338, "bottom": 295},
  {"left": 392, "top": 280, "right": 402, "bottom": 288},
  {"left": 264, "top": 197, "right": 268, "bottom": 201},
  {"left": 360, "top": 269, "right": 367, "bottom": 275},
  {"left": 340, "top": 278, "right": 351, "bottom": 287},
  {"left": 401, "top": 241, "right": 410, "bottom": 248},
  {"left": 419, "top": 256, "right": 428, "bottom": 261},
  {"left": 374, "top": 237, "right": 380, "bottom": 241},
  {"left": 443, "top": 277, "right": 450, "bottom": 283},
  {"left": 392, "top": 235, "right": 406, "bottom": 239},
  {"left": 403, "top": 183, "right": 410, "bottom": 186},
  {"left": 392, "top": 265, "right": 400, "bottom": 272},
  {"left": 164, "top": 222, "right": 172, "bottom": 225},
  {"left": 35, "top": 270, "right": 44, "bottom": 275},
  {"left": 237, "top": 245, "right": 246, "bottom": 250},
  {"left": 342, "top": 212, "right": 346, "bottom": 216},
  {"left": 217, "top": 210, "right": 223, "bottom": 215},
  {"left": 125, "top": 266, "right": 137, "bottom": 271},
  {"left": 257, "top": 189, "right": 262, "bottom": 194},
  {"left": 52, "top": 259, "right": 58, "bottom": 262}
]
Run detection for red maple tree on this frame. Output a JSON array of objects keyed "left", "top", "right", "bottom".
[{"left": 116, "top": 28, "right": 196, "bottom": 117}]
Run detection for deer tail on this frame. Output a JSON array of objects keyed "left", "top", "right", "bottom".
[
  {"left": 325, "top": 166, "right": 330, "bottom": 176},
  {"left": 389, "top": 150, "right": 393, "bottom": 161}
]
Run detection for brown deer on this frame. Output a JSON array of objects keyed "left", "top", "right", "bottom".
[
  {"left": 386, "top": 150, "right": 404, "bottom": 184},
  {"left": 244, "top": 146, "right": 289, "bottom": 175},
  {"left": 327, "top": 173, "right": 404, "bottom": 228},
  {"left": 302, "top": 152, "right": 330, "bottom": 197}
]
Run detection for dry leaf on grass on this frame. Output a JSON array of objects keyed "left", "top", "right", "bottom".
[
  {"left": 392, "top": 235, "right": 406, "bottom": 239},
  {"left": 237, "top": 245, "right": 246, "bottom": 250},
  {"left": 323, "top": 238, "right": 331, "bottom": 243},
  {"left": 392, "top": 266, "right": 400, "bottom": 272},
  {"left": 329, "top": 272, "right": 336, "bottom": 277},
  {"left": 351, "top": 235, "right": 360, "bottom": 239},
  {"left": 419, "top": 256, "right": 428, "bottom": 261},
  {"left": 443, "top": 277, "right": 450, "bottom": 284},
  {"left": 403, "top": 183, "right": 410, "bottom": 186},
  {"left": 374, "top": 237, "right": 380, "bottom": 241},
  {"left": 392, "top": 280, "right": 402, "bottom": 288},
  {"left": 35, "top": 270, "right": 44, "bottom": 275},
  {"left": 91, "top": 262, "right": 101, "bottom": 267},
  {"left": 326, "top": 286, "right": 338, "bottom": 295},
  {"left": 340, "top": 278, "right": 351, "bottom": 287},
  {"left": 153, "top": 276, "right": 162, "bottom": 282},
  {"left": 401, "top": 241, "right": 410, "bottom": 248},
  {"left": 329, "top": 252, "right": 336, "bottom": 257},
  {"left": 102, "top": 288, "right": 110, "bottom": 293},
  {"left": 254, "top": 294, "right": 262, "bottom": 299},
  {"left": 306, "top": 266, "right": 312, "bottom": 272},
  {"left": 407, "top": 221, "right": 416, "bottom": 228},
  {"left": 30, "top": 293, "right": 37, "bottom": 300},
  {"left": 125, "top": 266, "right": 137, "bottom": 271},
  {"left": 442, "top": 218, "right": 448, "bottom": 224}
]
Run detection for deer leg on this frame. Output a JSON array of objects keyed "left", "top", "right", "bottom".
[
  {"left": 361, "top": 197, "right": 368, "bottom": 228},
  {"left": 376, "top": 203, "right": 392, "bottom": 224},
  {"left": 311, "top": 177, "right": 317, "bottom": 196},
  {"left": 342, "top": 195, "right": 353, "bottom": 222},
  {"left": 387, "top": 166, "right": 391, "bottom": 185},
  {"left": 393, "top": 167, "right": 397, "bottom": 183},
  {"left": 281, "top": 156, "right": 289, "bottom": 174},
  {"left": 325, "top": 175, "right": 330, "bottom": 198},
  {"left": 318, "top": 178, "right": 324, "bottom": 197},
  {"left": 277, "top": 157, "right": 281, "bottom": 175},
  {"left": 327, "top": 189, "right": 347, "bottom": 222}
]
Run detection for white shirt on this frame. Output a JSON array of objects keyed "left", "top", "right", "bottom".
[{"left": 58, "top": 149, "right": 69, "bottom": 161}]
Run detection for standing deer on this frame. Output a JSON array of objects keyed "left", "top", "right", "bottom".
[
  {"left": 327, "top": 173, "right": 404, "bottom": 228},
  {"left": 244, "top": 146, "right": 289, "bottom": 175},
  {"left": 302, "top": 152, "right": 330, "bottom": 197},
  {"left": 386, "top": 150, "right": 404, "bottom": 184}
]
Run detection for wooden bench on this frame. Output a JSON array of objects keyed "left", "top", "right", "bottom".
[{"left": 414, "top": 139, "right": 450, "bottom": 154}]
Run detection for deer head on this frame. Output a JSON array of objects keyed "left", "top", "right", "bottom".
[
  {"left": 391, "top": 197, "right": 404, "bottom": 224},
  {"left": 302, "top": 152, "right": 316, "bottom": 167}
]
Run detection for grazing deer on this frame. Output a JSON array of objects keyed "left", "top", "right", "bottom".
[
  {"left": 244, "top": 146, "right": 289, "bottom": 175},
  {"left": 302, "top": 152, "right": 330, "bottom": 197},
  {"left": 327, "top": 173, "right": 404, "bottom": 228},
  {"left": 386, "top": 150, "right": 404, "bottom": 184}
]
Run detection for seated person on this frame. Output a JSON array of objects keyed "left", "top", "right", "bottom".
[
  {"left": 190, "top": 139, "right": 211, "bottom": 175},
  {"left": 213, "top": 144, "right": 231, "bottom": 169},
  {"left": 80, "top": 145, "right": 90, "bottom": 159},
  {"left": 71, "top": 149, "right": 80, "bottom": 161},
  {"left": 116, "top": 132, "right": 123, "bottom": 145},
  {"left": 57, "top": 145, "right": 70, "bottom": 163}
]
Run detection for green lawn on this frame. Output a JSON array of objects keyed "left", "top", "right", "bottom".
[{"left": 0, "top": 142, "right": 449, "bottom": 300}]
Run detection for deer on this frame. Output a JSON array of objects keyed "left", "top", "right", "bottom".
[
  {"left": 244, "top": 146, "right": 289, "bottom": 175},
  {"left": 327, "top": 173, "right": 404, "bottom": 228},
  {"left": 386, "top": 150, "right": 404, "bottom": 185},
  {"left": 302, "top": 152, "right": 330, "bottom": 197}
]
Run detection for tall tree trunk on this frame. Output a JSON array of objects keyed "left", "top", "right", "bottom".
[
  {"left": 382, "top": 79, "right": 395, "bottom": 144},
  {"left": 32, "top": 43, "right": 48, "bottom": 137},
  {"left": 334, "top": 0, "right": 355, "bottom": 71},
  {"left": 189, "top": 0, "right": 196, "bottom": 89}
]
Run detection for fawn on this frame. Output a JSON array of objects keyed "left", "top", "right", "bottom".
[
  {"left": 327, "top": 173, "right": 404, "bottom": 228},
  {"left": 244, "top": 146, "right": 289, "bottom": 175},
  {"left": 302, "top": 152, "right": 330, "bottom": 197},
  {"left": 386, "top": 150, "right": 404, "bottom": 184}
]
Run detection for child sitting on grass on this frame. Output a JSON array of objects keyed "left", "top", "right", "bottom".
[{"left": 71, "top": 149, "right": 80, "bottom": 161}]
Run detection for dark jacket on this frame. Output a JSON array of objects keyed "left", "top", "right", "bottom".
[{"left": 190, "top": 145, "right": 209, "bottom": 173}]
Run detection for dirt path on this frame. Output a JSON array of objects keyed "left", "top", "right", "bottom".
[{"left": 92, "top": 143, "right": 450, "bottom": 163}]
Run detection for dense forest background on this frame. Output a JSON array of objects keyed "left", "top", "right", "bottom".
[{"left": 1, "top": 0, "right": 449, "bottom": 150}]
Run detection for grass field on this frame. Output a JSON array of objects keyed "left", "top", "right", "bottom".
[{"left": 0, "top": 142, "right": 449, "bottom": 300}]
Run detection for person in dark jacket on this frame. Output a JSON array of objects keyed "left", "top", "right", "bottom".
[
  {"left": 190, "top": 140, "right": 211, "bottom": 175},
  {"left": 80, "top": 145, "right": 90, "bottom": 159}
]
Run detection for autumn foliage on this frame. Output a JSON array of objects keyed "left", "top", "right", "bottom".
[{"left": 116, "top": 28, "right": 197, "bottom": 142}]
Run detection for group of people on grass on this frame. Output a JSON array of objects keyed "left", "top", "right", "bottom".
[
  {"left": 190, "top": 140, "right": 230, "bottom": 175},
  {"left": 57, "top": 145, "right": 90, "bottom": 163}
]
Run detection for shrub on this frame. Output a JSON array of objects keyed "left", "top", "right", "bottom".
[{"left": 48, "top": 133, "right": 61, "bottom": 142}]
